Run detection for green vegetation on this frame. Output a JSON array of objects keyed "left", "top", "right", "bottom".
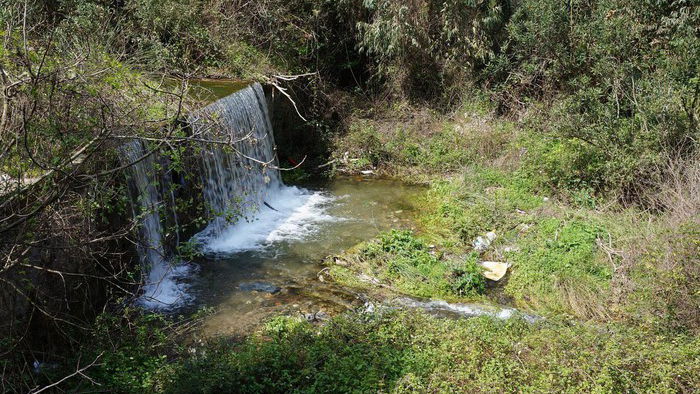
[
  {"left": 162, "top": 312, "right": 699, "bottom": 393},
  {"left": 319, "top": 97, "right": 698, "bottom": 392},
  {"left": 1, "top": 0, "right": 699, "bottom": 392},
  {"left": 330, "top": 229, "right": 486, "bottom": 299},
  {"left": 334, "top": 100, "right": 699, "bottom": 329},
  {"left": 25, "top": 311, "right": 700, "bottom": 393}
]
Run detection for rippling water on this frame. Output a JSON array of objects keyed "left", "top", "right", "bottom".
[{"left": 185, "top": 177, "right": 423, "bottom": 336}]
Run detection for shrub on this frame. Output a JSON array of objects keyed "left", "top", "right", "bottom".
[
  {"left": 497, "top": 0, "right": 700, "bottom": 199},
  {"left": 336, "top": 121, "right": 388, "bottom": 169},
  {"left": 357, "top": 0, "right": 512, "bottom": 101}
]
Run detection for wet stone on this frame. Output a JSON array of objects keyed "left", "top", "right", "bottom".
[{"left": 239, "top": 281, "right": 281, "bottom": 294}]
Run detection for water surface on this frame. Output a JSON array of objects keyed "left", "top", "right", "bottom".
[{"left": 187, "top": 177, "right": 423, "bottom": 336}]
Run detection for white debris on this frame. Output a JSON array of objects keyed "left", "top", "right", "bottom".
[
  {"left": 358, "top": 273, "right": 381, "bottom": 285},
  {"left": 473, "top": 231, "right": 497, "bottom": 252}
]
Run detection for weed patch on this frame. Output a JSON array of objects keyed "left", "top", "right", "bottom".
[
  {"left": 158, "top": 312, "right": 700, "bottom": 393},
  {"left": 331, "top": 230, "right": 486, "bottom": 299}
]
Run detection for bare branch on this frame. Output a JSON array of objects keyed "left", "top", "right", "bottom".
[{"left": 29, "top": 352, "right": 104, "bottom": 394}]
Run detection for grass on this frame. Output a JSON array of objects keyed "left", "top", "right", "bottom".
[
  {"left": 330, "top": 166, "right": 614, "bottom": 318},
  {"left": 506, "top": 217, "right": 612, "bottom": 318},
  {"left": 329, "top": 230, "right": 486, "bottom": 300},
  {"left": 332, "top": 99, "right": 700, "bottom": 331},
  {"left": 332, "top": 100, "right": 516, "bottom": 180},
  {"left": 81, "top": 311, "right": 700, "bottom": 393},
  {"left": 16, "top": 96, "right": 698, "bottom": 393}
]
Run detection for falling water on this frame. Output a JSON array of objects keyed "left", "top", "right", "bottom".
[
  {"left": 190, "top": 83, "right": 283, "bottom": 239},
  {"left": 122, "top": 82, "right": 332, "bottom": 309},
  {"left": 120, "top": 140, "right": 189, "bottom": 309}
]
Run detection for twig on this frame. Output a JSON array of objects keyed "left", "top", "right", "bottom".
[
  {"left": 267, "top": 72, "right": 318, "bottom": 122},
  {"left": 29, "top": 352, "right": 104, "bottom": 393}
]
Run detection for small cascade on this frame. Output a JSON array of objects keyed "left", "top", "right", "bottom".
[
  {"left": 121, "top": 82, "right": 333, "bottom": 309},
  {"left": 120, "top": 140, "right": 189, "bottom": 309},
  {"left": 190, "top": 83, "right": 283, "bottom": 239}
]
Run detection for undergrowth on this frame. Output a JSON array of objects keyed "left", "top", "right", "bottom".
[
  {"left": 330, "top": 230, "right": 485, "bottom": 300},
  {"left": 68, "top": 311, "right": 700, "bottom": 393},
  {"left": 332, "top": 98, "right": 700, "bottom": 333}
]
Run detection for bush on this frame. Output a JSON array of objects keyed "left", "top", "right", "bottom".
[
  {"left": 335, "top": 120, "right": 388, "bottom": 169},
  {"left": 356, "top": 0, "right": 512, "bottom": 101},
  {"left": 497, "top": 0, "right": 700, "bottom": 199}
]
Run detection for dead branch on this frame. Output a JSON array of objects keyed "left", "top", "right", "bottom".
[
  {"left": 29, "top": 352, "right": 104, "bottom": 394},
  {"left": 267, "top": 72, "right": 318, "bottom": 122}
]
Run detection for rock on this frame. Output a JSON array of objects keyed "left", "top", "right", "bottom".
[
  {"left": 479, "top": 261, "right": 511, "bottom": 281},
  {"left": 358, "top": 274, "right": 381, "bottom": 285},
  {"left": 333, "top": 257, "right": 349, "bottom": 267},
  {"left": 517, "top": 223, "right": 532, "bottom": 234},
  {"left": 473, "top": 231, "right": 497, "bottom": 252},
  {"left": 238, "top": 281, "right": 281, "bottom": 294},
  {"left": 304, "top": 311, "right": 330, "bottom": 322}
]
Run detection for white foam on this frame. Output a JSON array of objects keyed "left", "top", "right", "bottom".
[
  {"left": 201, "top": 185, "right": 337, "bottom": 253},
  {"left": 137, "top": 260, "right": 192, "bottom": 310},
  {"left": 391, "top": 297, "right": 540, "bottom": 323}
]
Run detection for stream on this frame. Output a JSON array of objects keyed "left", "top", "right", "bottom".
[
  {"left": 133, "top": 80, "right": 535, "bottom": 337},
  {"left": 185, "top": 177, "right": 423, "bottom": 336}
]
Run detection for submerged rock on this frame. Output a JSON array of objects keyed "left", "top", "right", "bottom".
[{"left": 239, "top": 281, "right": 281, "bottom": 294}]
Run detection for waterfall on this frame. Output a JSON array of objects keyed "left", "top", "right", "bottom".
[
  {"left": 121, "top": 82, "right": 332, "bottom": 309},
  {"left": 120, "top": 140, "right": 189, "bottom": 309},
  {"left": 190, "top": 83, "right": 283, "bottom": 239},
  {"left": 190, "top": 82, "right": 335, "bottom": 253}
]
